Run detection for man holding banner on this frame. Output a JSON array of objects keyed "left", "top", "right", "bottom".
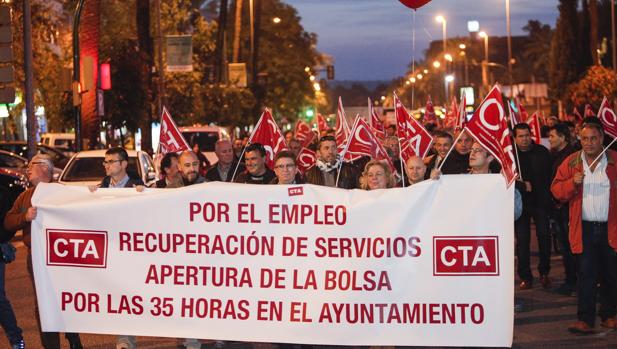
[{"left": 552, "top": 122, "right": 617, "bottom": 334}]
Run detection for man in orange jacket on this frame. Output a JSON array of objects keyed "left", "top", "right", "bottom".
[{"left": 551, "top": 122, "right": 617, "bottom": 334}]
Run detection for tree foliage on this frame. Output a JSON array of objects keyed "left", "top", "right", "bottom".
[
  {"left": 567, "top": 65, "right": 617, "bottom": 108},
  {"left": 11, "top": 1, "right": 70, "bottom": 132},
  {"left": 549, "top": 0, "right": 579, "bottom": 101}
]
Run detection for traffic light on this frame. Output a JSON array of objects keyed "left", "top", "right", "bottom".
[
  {"left": 326, "top": 65, "right": 334, "bottom": 80},
  {"left": 0, "top": 4, "right": 14, "bottom": 104},
  {"left": 305, "top": 107, "right": 314, "bottom": 119}
]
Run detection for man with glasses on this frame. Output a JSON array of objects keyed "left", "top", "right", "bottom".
[
  {"left": 234, "top": 143, "right": 275, "bottom": 184},
  {"left": 96, "top": 147, "right": 144, "bottom": 189},
  {"left": 4, "top": 154, "right": 83, "bottom": 349},
  {"left": 271, "top": 151, "right": 303, "bottom": 185}
]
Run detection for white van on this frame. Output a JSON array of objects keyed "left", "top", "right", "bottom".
[
  {"left": 179, "top": 125, "right": 230, "bottom": 164},
  {"left": 40, "top": 133, "right": 75, "bottom": 155}
]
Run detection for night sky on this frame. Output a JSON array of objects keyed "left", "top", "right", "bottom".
[{"left": 285, "top": 0, "right": 559, "bottom": 81}]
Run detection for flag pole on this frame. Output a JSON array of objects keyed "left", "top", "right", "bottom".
[
  {"left": 399, "top": 143, "right": 406, "bottom": 188},
  {"left": 508, "top": 102, "right": 524, "bottom": 181},
  {"left": 437, "top": 129, "right": 465, "bottom": 172},
  {"left": 335, "top": 117, "right": 359, "bottom": 188},
  {"left": 588, "top": 137, "right": 617, "bottom": 169}
]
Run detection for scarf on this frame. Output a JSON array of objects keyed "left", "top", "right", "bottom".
[{"left": 316, "top": 155, "right": 341, "bottom": 173}]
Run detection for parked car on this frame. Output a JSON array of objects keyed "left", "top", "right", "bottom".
[
  {"left": 0, "top": 150, "right": 63, "bottom": 180},
  {"left": 58, "top": 149, "right": 157, "bottom": 187},
  {"left": 179, "top": 125, "right": 230, "bottom": 164},
  {"left": 0, "top": 141, "right": 69, "bottom": 169},
  {"left": 40, "top": 133, "right": 76, "bottom": 156}
]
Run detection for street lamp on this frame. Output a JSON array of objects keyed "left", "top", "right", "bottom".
[
  {"left": 432, "top": 61, "right": 441, "bottom": 69},
  {"left": 444, "top": 53, "right": 453, "bottom": 62},
  {"left": 479, "top": 31, "right": 489, "bottom": 92},
  {"left": 272, "top": 17, "right": 281, "bottom": 24},
  {"left": 416, "top": 73, "right": 423, "bottom": 80},
  {"left": 444, "top": 75, "right": 455, "bottom": 102},
  {"left": 435, "top": 15, "right": 447, "bottom": 55}
]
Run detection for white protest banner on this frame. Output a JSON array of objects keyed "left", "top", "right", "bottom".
[{"left": 31, "top": 175, "right": 513, "bottom": 347}]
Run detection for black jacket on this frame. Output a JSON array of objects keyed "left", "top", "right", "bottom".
[
  {"left": 424, "top": 150, "right": 470, "bottom": 179},
  {"left": 233, "top": 168, "right": 276, "bottom": 184},
  {"left": 516, "top": 143, "right": 552, "bottom": 209},
  {"left": 206, "top": 162, "right": 246, "bottom": 182},
  {"left": 304, "top": 162, "right": 359, "bottom": 189},
  {"left": 99, "top": 174, "right": 144, "bottom": 188}
]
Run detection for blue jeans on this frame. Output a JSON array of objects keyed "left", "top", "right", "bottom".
[
  {"left": 577, "top": 221, "right": 617, "bottom": 326},
  {"left": 0, "top": 261, "right": 23, "bottom": 345}
]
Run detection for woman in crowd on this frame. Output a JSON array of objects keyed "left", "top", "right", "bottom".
[{"left": 360, "top": 160, "right": 395, "bottom": 190}]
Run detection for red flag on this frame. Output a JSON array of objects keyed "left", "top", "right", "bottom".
[
  {"left": 598, "top": 96, "right": 617, "bottom": 138},
  {"left": 296, "top": 147, "right": 316, "bottom": 175},
  {"left": 294, "top": 120, "right": 314, "bottom": 148},
  {"left": 526, "top": 112, "right": 542, "bottom": 144},
  {"left": 342, "top": 117, "right": 395, "bottom": 173},
  {"left": 424, "top": 95, "right": 437, "bottom": 123},
  {"left": 465, "top": 85, "right": 518, "bottom": 187},
  {"left": 456, "top": 91, "right": 467, "bottom": 130},
  {"left": 248, "top": 108, "right": 287, "bottom": 169},
  {"left": 584, "top": 104, "right": 595, "bottom": 117},
  {"left": 444, "top": 97, "right": 459, "bottom": 129},
  {"left": 572, "top": 107, "right": 583, "bottom": 123},
  {"left": 317, "top": 113, "right": 329, "bottom": 135},
  {"left": 335, "top": 97, "right": 351, "bottom": 153},
  {"left": 394, "top": 94, "right": 434, "bottom": 162},
  {"left": 517, "top": 98, "right": 528, "bottom": 123},
  {"left": 159, "top": 107, "right": 190, "bottom": 155},
  {"left": 368, "top": 98, "right": 386, "bottom": 139}
]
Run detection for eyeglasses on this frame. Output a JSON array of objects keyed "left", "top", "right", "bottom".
[
  {"left": 102, "top": 160, "right": 123, "bottom": 166},
  {"left": 275, "top": 164, "right": 296, "bottom": 170}
]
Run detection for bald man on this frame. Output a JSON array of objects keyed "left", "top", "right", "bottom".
[
  {"left": 179, "top": 151, "right": 206, "bottom": 185},
  {"left": 405, "top": 156, "right": 427, "bottom": 185}
]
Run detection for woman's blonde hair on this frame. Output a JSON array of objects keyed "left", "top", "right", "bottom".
[{"left": 359, "top": 160, "right": 395, "bottom": 190}]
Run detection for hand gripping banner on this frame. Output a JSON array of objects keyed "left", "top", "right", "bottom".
[{"left": 32, "top": 176, "right": 514, "bottom": 347}]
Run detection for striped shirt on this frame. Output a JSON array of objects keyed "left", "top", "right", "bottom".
[{"left": 581, "top": 152, "right": 609, "bottom": 222}]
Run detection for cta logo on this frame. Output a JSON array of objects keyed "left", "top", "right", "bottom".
[
  {"left": 288, "top": 186, "right": 303, "bottom": 196},
  {"left": 46, "top": 229, "right": 108, "bottom": 268},
  {"left": 433, "top": 236, "right": 499, "bottom": 276}
]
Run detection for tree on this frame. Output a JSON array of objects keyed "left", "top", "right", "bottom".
[
  {"left": 522, "top": 20, "right": 552, "bottom": 82},
  {"left": 549, "top": 0, "right": 580, "bottom": 101},
  {"left": 567, "top": 65, "right": 617, "bottom": 108},
  {"left": 227, "top": 0, "right": 321, "bottom": 122},
  {"left": 11, "top": 1, "right": 71, "bottom": 134}
]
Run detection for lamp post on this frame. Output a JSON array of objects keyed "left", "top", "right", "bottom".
[
  {"left": 479, "top": 31, "right": 489, "bottom": 92},
  {"left": 506, "top": 0, "right": 513, "bottom": 97},
  {"left": 72, "top": 0, "right": 85, "bottom": 152},
  {"left": 435, "top": 15, "right": 447, "bottom": 55}
]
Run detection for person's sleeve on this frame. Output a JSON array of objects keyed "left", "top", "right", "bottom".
[
  {"left": 551, "top": 159, "right": 577, "bottom": 203},
  {"left": 3, "top": 191, "right": 28, "bottom": 233},
  {"left": 514, "top": 188, "right": 523, "bottom": 221}
]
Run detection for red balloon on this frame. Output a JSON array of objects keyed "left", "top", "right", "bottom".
[{"left": 398, "top": 0, "right": 431, "bottom": 10}]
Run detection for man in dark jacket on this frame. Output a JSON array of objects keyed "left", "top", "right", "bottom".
[
  {"left": 233, "top": 143, "right": 275, "bottom": 184},
  {"left": 154, "top": 152, "right": 182, "bottom": 188},
  {"left": 206, "top": 140, "right": 245, "bottom": 182},
  {"left": 514, "top": 123, "right": 553, "bottom": 290},
  {"left": 305, "top": 136, "right": 359, "bottom": 189},
  {"left": 548, "top": 123, "right": 578, "bottom": 295}
]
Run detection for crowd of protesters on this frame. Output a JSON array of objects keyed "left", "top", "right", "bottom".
[{"left": 0, "top": 110, "right": 615, "bottom": 348}]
